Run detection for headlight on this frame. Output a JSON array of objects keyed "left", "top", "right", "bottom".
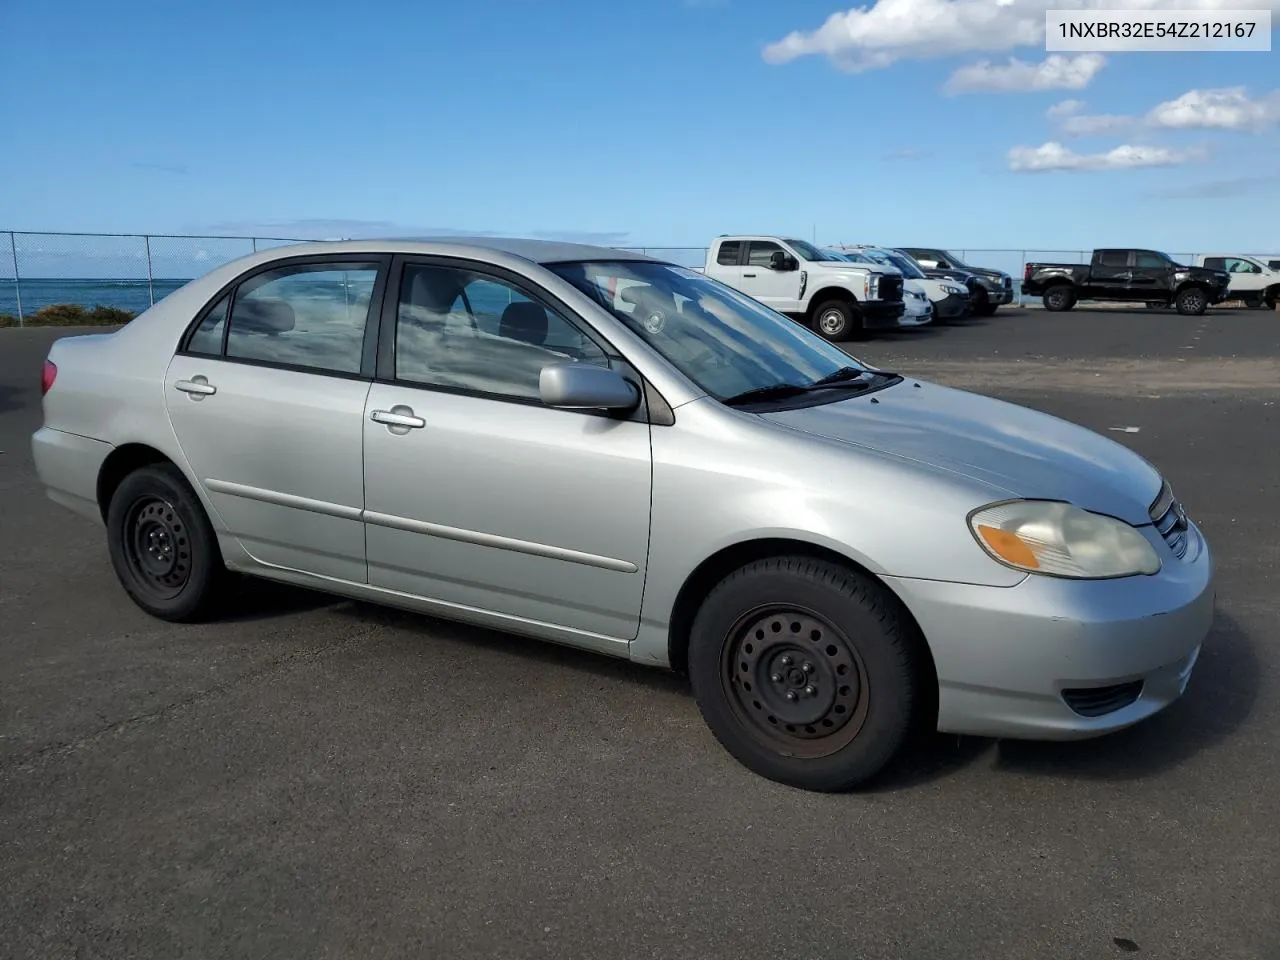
[
  {"left": 944, "top": 284, "right": 966, "bottom": 296},
  {"left": 968, "top": 500, "right": 1161, "bottom": 579}
]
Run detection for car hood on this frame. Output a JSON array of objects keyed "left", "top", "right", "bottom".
[
  {"left": 966, "top": 266, "right": 1010, "bottom": 282},
  {"left": 812, "top": 260, "right": 895, "bottom": 275},
  {"left": 760, "top": 379, "right": 1163, "bottom": 525}
]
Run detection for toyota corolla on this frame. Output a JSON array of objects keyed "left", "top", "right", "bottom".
[{"left": 32, "top": 238, "right": 1214, "bottom": 791}]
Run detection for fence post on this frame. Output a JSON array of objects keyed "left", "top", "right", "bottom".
[
  {"left": 144, "top": 235, "right": 155, "bottom": 307},
  {"left": 252, "top": 237, "right": 258, "bottom": 253},
  {"left": 8, "top": 231, "right": 22, "bottom": 326}
]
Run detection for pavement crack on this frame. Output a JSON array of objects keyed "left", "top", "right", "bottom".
[{"left": 0, "top": 621, "right": 386, "bottom": 775}]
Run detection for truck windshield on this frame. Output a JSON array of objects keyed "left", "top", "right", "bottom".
[
  {"left": 784, "top": 239, "right": 846, "bottom": 262},
  {"left": 547, "top": 260, "right": 873, "bottom": 402}
]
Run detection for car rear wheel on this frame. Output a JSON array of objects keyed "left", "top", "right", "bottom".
[
  {"left": 1176, "top": 287, "right": 1208, "bottom": 316},
  {"left": 812, "top": 300, "right": 858, "bottom": 341},
  {"left": 687, "top": 556, "right": 920, "bottom": 792},
  {"left": 106, "top": 463, "right": 229, "bottom": 622},
  {"left": 974, "top": 301, "right": 999, "bottom": 317},
  {"left": 1042, "top": 285, "right": 1075, "bottom": 312}
]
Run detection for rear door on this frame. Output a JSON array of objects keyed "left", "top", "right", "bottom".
[
  {"left": 360, "top": 256, "right": 654, "bottom": 641},
  {"left": 1088, "top": 250, "right": 1131, "bottom": 299},
  {"left": 709, "top": 239, "right": 746, "bottom": 290},
  {"left": 165, "top": 255, "right": 388, "bottom": 582}
]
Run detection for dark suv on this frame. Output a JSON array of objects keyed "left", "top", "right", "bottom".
[{"left": 897, "top": 248, "right": 1013, "bottom": 316}]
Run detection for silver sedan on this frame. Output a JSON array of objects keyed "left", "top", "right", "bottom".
[{"left": 31, "top": 238, "right": 1214, "bottom": 791}]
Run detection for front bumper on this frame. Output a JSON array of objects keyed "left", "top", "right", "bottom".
[
  {"left": 898, "top": 299, "right": 933, "bottom": 327},
  {"left": 977, "top": 283, "right": 1013, "bottom": 305},
  {"left": 883, "top": 519, "right": 1214, "bottom": 740},
  {"left": 860, "top": 299, "right": 906, "bottom": 330},
  {"left": 932, "top": 292, "right": 971, "bottom": 320}
]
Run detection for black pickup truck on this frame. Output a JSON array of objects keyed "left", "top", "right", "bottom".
[{"left": 1022, "top": 248, "right": 1231, "bottom": 315}]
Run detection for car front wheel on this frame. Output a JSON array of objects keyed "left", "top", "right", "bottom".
[
  {"left": 688, "top": 556, "right": 921, "bottom": 792},
  {"left": 1175, "top": 287, "right": 1208, "bottom": 316},
  {"left": 106, "top": 463, "right": 229, "bottom": 622},
  {"left": 812, "top": 300, "right": 858, "bottom": 341}
]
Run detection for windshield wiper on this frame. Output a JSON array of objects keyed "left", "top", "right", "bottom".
[
  {"left": 722, "top": 383, "right": 813, "bottom": 406},
  {"left": 810, "top": 366, "right": 870, "bottom": 387}
]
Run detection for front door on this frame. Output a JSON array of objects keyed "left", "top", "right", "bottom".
[
  {"left": 164, "top": 256, "right": 387, "bottom": 582},
  {"left": 742, "top": 240, "right": 803, "bottom": 312},
  {"left": 361, "top": 258, "right": 654, "bottom": 640}
]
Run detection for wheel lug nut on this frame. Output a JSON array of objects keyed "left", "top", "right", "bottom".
[
  {"left": 802, "top": 662, "right": 814, "bottom": 674},
  {"left": 785, "top": 691, "right": 798, "bottom": 702},
  {"left": 781, "top": 656, "right": 793, "bottom": 667},
  {"left": 770, "top": 673, "right": 783, "bottom": 683},
  {"left": 804, "top": 685, "right": 817, "bottom": 697}
]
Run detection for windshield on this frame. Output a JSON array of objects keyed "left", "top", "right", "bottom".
[
  {"left": 784, "top": 239, "right": 846, "bottom": 262},
  {"left": 862, "top": 249, "right": 925, "bottom": 280},
  {"left": 547, "top": 260, "right": 871, "bottom": 401}
]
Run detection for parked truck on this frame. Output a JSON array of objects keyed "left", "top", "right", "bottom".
[
  {"left": 896, "top": 247, "right": 1013, "bottom": 316},
  {"left": 702, "top": 236, "right": 905, "bottom": 340},
  {"left": 1188, "top": 254, "right": 1280, "bottom": 310},
  {"left": 1021, "top": 248, "right": 1231, "bottom": 315}
]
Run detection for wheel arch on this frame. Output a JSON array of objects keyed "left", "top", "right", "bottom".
[
  {"left": 665, "top": 537, "right": 939, "bottom": 724},
  {"left": 805, "top": 286, "right": 859, "bottom": 321},
  {"left": 96, "top": 442, "right": 179, "bottom": 522}
]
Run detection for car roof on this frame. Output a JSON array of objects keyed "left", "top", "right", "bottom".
[{"left": 245, "top": 236, "right": 661, "bottom": 266}]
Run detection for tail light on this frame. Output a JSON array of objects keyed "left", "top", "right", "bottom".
[
  {"left": 1023, "top": 262, "right": 1033, "bottom": 282},
  {"left": 41, "top": 359, "right": 57, "bottom": 396}
]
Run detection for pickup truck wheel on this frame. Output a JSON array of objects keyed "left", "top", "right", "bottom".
[
  {"left": 687, "top": 556, "right": 920, "bottom": 792},
  {"left": 813, "top": 300, "right": 858, "bottom": 341},
  {"left": 1042, "top": 285, "right": 1075, "bottom": 312},
  {"left": 1175, "top": 287, "right": 1208, "bottom": 316}
]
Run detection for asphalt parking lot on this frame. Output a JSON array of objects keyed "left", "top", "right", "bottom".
[{"left": 2, "top": 307, "right": 1277, "bottom": 960}]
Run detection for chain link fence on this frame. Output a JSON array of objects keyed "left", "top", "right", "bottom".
[{"left": 3, "top": 231, "right": 1275, "bottom": 325}]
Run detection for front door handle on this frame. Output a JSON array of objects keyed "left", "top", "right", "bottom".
[
  {"left": 175, "top": 378, "right": 216, "bottom": 396},
  {"left": 371, "top": 407, "right": 425, "bottom": 429},
  {"left": 743, "top": 272, "right": 757, "bottom": 278}
]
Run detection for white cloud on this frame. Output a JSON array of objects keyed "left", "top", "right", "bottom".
[
  {"left": 1007, "top": 141, "right": 1207, "bottom": 172},
  {"left": 763, "top": 0, "right": 1280, "bottom": 73},
  {"left": 1146, "top": 87, "right": 1280, "bottom": 130},
  {"left": 1045, "top": 87, "right": 1280, "bottom": 138},
  {"left": 1047, "top": 99, "right": 1087, "bottom": 119},
  {"left": 944, "top": 53, "right": 1105, "bottom": 94}
]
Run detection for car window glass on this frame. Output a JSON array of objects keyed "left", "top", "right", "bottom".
[
  {"left": 187, "top": 294, "right": 229, "bottom": 354},
  {"left": 1098, "top": 251, "right": 1128, "bottom": 267},
  {"left": 716, "top": 241, "right": 742, "bottom": 266},
  {"left": 1225, "top": 257, "right": 1258, "bottom": 273},
  {"left": 224, "top": 264, "right": 378, "bottom": 374},
  {"left": 1134, "top": 252, "right": 1167, "bottom": 269},
  {"left": 746, "top": 241, "right": 782, "bottom": 266},
  {"left": 395, "top": 263, "right": 608, "bottom": 401},
  {"left": 1204, "top": 257, "right": 1226, "bottom": 271}
]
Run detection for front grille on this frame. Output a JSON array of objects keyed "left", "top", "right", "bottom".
[
  {"left": 1062, "top": 680, "right": 1144, "bottom": 717},
  {"left": 878, "top": 275, "right": 903, "bottom": 301},
  {"left": 1149, "top": 480, "right": 1190, "bottom": 559},
  {"left": 1001, "top": 276, "right": 1012, "bottom": 290}
]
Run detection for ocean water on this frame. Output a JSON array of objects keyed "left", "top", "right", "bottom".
[{"left": 0, "top": 278, "right": 191, "bottom": 317}]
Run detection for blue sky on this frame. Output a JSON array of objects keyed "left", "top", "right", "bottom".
[{"left": 1, "top": 0, "right": 1278, "bottom": 256}]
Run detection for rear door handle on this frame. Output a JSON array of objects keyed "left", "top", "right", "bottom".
[
  {"left": 175, "top": 378, "right": 216, "bottom": 396},
  {"left": 371, "top": 408, "right": 425, "bottom": 429},
  {"left": 743, "top": 273, "right": 757, "bottom": 278}
]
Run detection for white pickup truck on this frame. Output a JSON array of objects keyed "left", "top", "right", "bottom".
[
  {"left": 702, "top": 235, "right": 905, "bottom": 340},
  {"left": 1188, "top": 254, "right": 1280, "bottom": 310}
]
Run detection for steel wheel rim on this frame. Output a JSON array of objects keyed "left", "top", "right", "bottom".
[
  {"left": 1048, "top": 290, "right": 1066, "bottom": 308},
  {"left": 122, "top": 496, "right": 191, "bottom": 600},
  {"left": 819, "top": 310, "right": 845, "bottom": 334},
  {"left": 720, "top": 604, "right": 871, "bottom": 759}
]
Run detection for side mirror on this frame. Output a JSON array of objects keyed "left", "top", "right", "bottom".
[
  {"left": 539, "top": 363, "right": 640, "bottom": 411},
  {"left": 769, "top": 251, "right": 797, "bottom": 271}
]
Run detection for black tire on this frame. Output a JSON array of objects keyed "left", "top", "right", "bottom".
[
  {"left": 1175, "top": 286, "right": 1208, "bottom": 316},
  {"left": 1042, "top": 284, "right": 1075, "bottom": 312},
  {"left": 812, "top": 300, "right": 858, "bottom": 341},
  {"left": 974, "top": 302, "right": 999, "bottom": 317},
  {"left": 687, "top": 556, "right": 920, "bottom": 792},
  {"left": 106, "top": 463, "right": 229, "bottom": 622}
]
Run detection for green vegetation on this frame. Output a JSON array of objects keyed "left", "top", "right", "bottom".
[{"left": 0, "top": 304, "right": 137, "bottom": 328}]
